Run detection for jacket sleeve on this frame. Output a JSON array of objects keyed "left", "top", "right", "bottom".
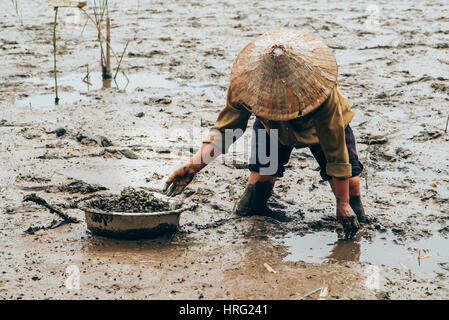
[
  {"left": 203, "top": 88, "right": 251, "bottom": 153},
  {"left": 312, "top": 86, "right": 352, "bottom": 179}
]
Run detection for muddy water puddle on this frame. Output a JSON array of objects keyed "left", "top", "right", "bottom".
[
  {"left": 83, "top": 237, "right": 181, "bottom": 264},
  {"left": 14, "top": 72, "right": 176, "bottom": 109},
  {"left": 278, "top": 231, "right": 449, "bottom": 276},
  {"left": 15, "top": 92, "right": 81, "bottom": 110},
  {"left": 13, "top": 71, "right": 224, "bottom": 110}
]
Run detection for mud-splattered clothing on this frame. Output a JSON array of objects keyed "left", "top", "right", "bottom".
[{"left": 204, "top": 85, "right": 356, "bottom": 179}]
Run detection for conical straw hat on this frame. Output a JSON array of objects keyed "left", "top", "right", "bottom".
[{"left": 230, "top": 30, "right": 338, "bottom": 121}]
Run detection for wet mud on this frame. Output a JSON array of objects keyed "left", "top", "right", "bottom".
[
  {"left": 83, "top": 187, "right": 174, "bottom": 213},
  {"left": 1, "top": 0, "right": 449, "bottom": 299}
]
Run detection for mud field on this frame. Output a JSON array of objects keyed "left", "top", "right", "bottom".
[{"left": 1, "top": 0, "right": 449, "bottom": 299}]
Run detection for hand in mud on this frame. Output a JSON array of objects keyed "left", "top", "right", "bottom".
[
  {"left": 337, "top": 202, "right": 360, "bottom": 239},
  {"left": 163, "top": 164, "right": 196, "bottom": 197}
]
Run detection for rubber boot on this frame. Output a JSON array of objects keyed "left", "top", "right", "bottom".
[
  {"left": 232, "top": 181, "right": 274, "bottom": 217},
  {"left": 349, "top": 195, "right": 368, "bottom": 225}
]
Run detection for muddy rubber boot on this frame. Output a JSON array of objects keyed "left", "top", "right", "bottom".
[
  {"left": 349, "top": 195, "right": 368, "bottom": 225},
  {"left": 232, "top": 181, "right": 274, "bottom": 217}
]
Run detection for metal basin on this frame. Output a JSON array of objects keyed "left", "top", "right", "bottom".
[{"left": 80, "top": 205, "right": 189, "bottom": 239}]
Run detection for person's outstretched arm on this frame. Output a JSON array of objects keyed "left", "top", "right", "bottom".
[
  {"left": 312, "top": 86, "right": 359, "bottom": 238},
  {"left": 163, "top": 142, "right": 220, "bottom": 196},
  {"left": 163, "top": 88, "right": 251, "bottom": 196}
]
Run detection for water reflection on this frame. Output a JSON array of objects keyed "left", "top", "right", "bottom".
[
  {"left": 281, "top": 231, "right": 449, "bottom": 275},
  {"left": 13, "top": 71, "right": 178, "bottom": 109},
  {"left": 102, "top": 79, "right": 112, "bottom": 89},
  {"left": 82, "top": 234, "right": 176, "bottom": 265},
  {"left": 327, "top": 235, "right": 361, "bottom": 262},
  {"left": 13, "top": 71, "right": 223, "bottom": 110}
]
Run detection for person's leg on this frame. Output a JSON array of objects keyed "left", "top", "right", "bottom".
[
  {"left": 348, "top": 176, "right": 367, "bottom": 223},
  {"left": 349, "top": 176, "right": 360, "bottom": 196},
  {"left": 328, "top": 177, "right": 360, "bottom": 238},
  {"left": 344, "top": 125, "right": 367, "bottom": 223},
  {"left": 233, "top": 119, "right": 292, "bottom": 217},
  {"left": 248, "top": 171, "right": 277, "bottom": 184},
  {"left": 309, "top": 125, "right": 368, "bottom": 224}
]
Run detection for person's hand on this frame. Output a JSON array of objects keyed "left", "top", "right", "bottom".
[
  {"left": 163, "top": 164, "right": 196, "bottom": 197},
  {"left": 337, "top": 201, "right": 360, "bottom": 239}
]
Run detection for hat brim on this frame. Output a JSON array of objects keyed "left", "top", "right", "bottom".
[{"left": 230, "top": 30, "right": 338, "bottom": 121}]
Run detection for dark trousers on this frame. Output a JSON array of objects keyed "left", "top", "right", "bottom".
[{"left": 248, "top": 119, "right": 364, "bottom": 180}]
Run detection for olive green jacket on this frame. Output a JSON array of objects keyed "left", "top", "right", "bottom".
[{"left": 203, "top": 85, "right": 354, "bottom": 178}]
